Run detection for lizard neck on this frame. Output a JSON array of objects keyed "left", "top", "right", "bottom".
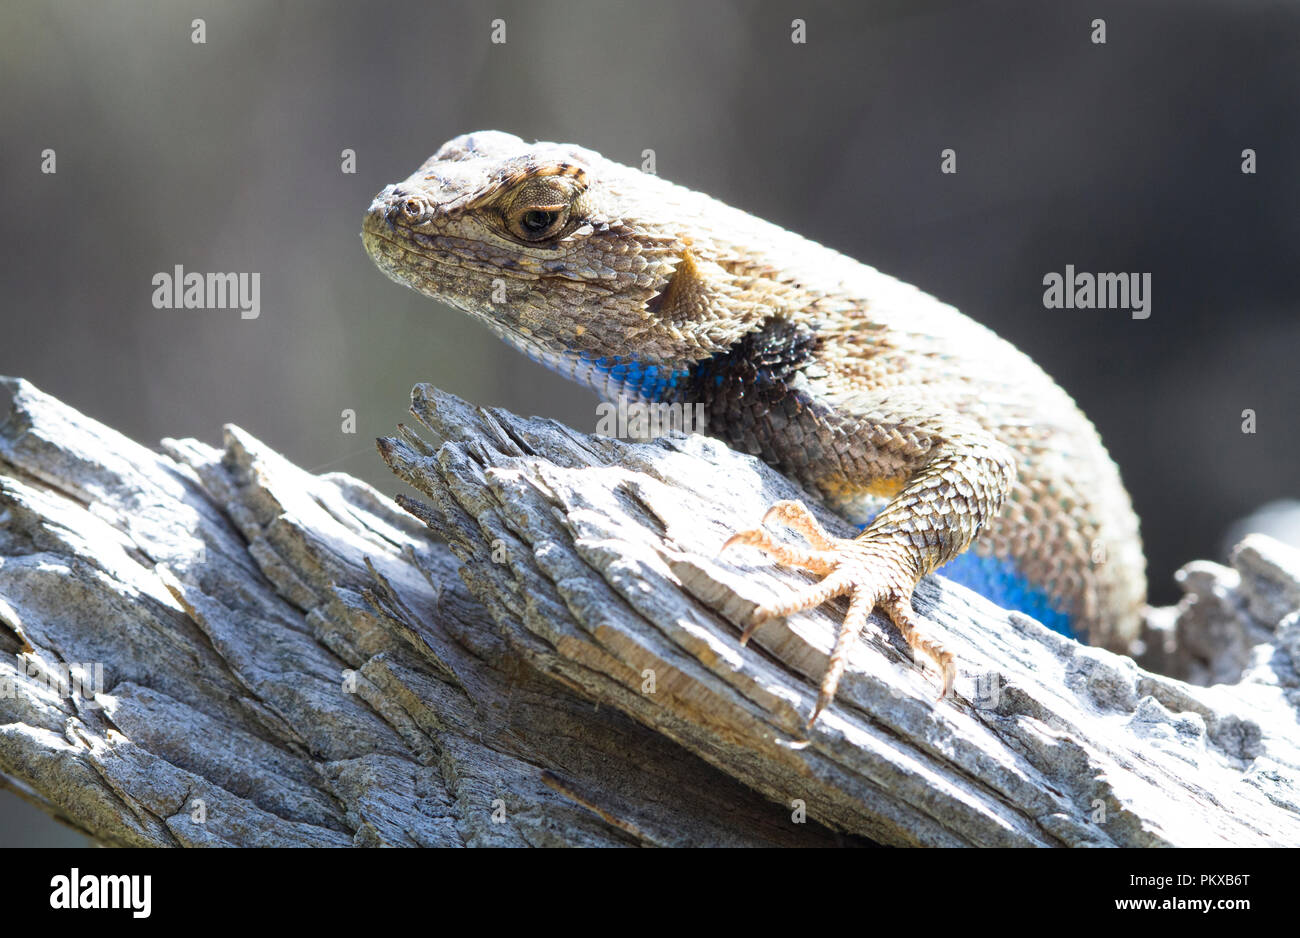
[{"left": 486, "top": 320, "right": 693, "bottom": 403}]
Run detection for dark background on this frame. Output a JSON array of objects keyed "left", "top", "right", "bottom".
[{"left": 1, "top": 0, "right": 1296, "bottom": 844}]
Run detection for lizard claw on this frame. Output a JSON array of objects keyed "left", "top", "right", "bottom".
[
  {"left": 720, "top": 500, "right": 839, "bottom": 576},
  {"left": 722, "top": 501, "right": 955, "bottom": 727}
]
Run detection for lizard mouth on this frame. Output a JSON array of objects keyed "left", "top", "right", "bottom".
[
  {"left": 362, "top": 221, "right": 488, "bottom": 295},
  {"left": 361, "top": 228, "right": 443, "bottom": 298}
]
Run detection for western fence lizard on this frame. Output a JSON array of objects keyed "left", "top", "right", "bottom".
[{"left": 362, "top": 131, "right": 1147, "bottom": 727}]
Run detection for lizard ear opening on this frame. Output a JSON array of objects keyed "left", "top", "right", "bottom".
[{"left": 646, "top": 249, "right": 702, "bottom": 320}]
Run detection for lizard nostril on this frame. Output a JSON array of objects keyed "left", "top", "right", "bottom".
[{"left": 401, "top": 198, "right": 423, "bottom": 220}]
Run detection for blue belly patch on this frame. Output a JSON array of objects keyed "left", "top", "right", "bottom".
[{"left": 932, "top": 551, "right": 1078, "bottom": 639}]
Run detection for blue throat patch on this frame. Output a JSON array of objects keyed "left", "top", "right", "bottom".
[
  {"left": 498, "top": 330, "right": 688, "bottom": 403},
  {"left": 585, "top": 353, "right": 687, "bottom": 402}
]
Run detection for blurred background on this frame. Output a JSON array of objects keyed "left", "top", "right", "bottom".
[{"left": 1, "top": 0, "right": 1297, "bottom": 844}]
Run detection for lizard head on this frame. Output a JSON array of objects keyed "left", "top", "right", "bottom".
[{"left": 363, "top": 131, "right": 788, "bottom": 400}]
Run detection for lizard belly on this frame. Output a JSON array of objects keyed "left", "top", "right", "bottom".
[{"left": 937, "top": 550, "right": 1077, "bottom": 639}]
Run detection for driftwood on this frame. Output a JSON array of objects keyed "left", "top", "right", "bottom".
[{"left": 1, "top": 377, "right": 1299, "bottom": 847}]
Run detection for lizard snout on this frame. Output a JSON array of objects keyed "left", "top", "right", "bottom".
[{"left": 366, "top": 185, "right": 403, "bottom": 221}]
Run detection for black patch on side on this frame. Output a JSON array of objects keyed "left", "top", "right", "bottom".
[
  {"left": 682, "top": 317, "right": 820, "bottom": 406},
  {"left": 678, "top": 317, "right": 832, "bottom": 487}
]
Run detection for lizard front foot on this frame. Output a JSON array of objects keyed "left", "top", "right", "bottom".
[{"left": 721, "top": 500, "right": 955, "bottom": 728}]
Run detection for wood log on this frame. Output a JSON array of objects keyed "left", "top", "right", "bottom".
[{"left": 2, "top": 377, "right": 1298, "bottom": 846}]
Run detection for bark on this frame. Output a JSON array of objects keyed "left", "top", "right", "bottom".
[{"left": 2, "top": 377, "right": 1298, "bottom": 846}]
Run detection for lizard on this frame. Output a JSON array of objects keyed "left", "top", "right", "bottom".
[{"left": 361, "top": 130, "right": 1147, "bottom": 728}]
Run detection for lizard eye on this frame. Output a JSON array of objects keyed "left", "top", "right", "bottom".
[
  {"left": 522, "top": 209, "right": 555, "bottom": 232},
  {"left": 509, "top": 204, "right": 569, "bottom": 242},
  {"left": 520, "top": 209, "right": 559, "bottom": 236}
]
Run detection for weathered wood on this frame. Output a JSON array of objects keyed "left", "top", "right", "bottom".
[
  {"left": 0, "top": 377, "right": 851, "bottom": 846},
  {"left": 3, "top": 377, "right": 1299, "bottom": 846}
]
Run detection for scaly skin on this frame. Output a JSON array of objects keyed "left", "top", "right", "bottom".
[{"left": 362, "top": 130, "right": 1147, "bottom": 727}]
